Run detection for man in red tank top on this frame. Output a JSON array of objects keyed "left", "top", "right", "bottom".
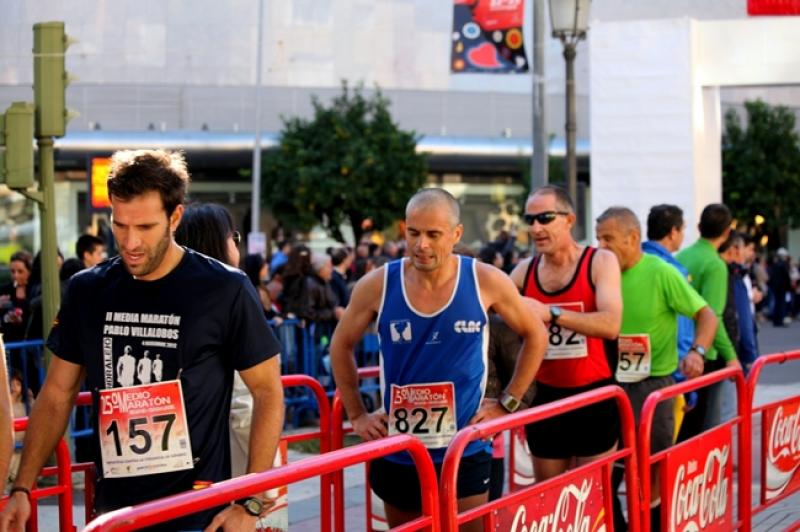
[{"left": 510, "top": 185, "right": 623, "bottom": 481}]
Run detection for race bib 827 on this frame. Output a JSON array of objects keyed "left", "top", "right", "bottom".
[{"left": 388, "top": 382, "right": 458, "bottom": 449}]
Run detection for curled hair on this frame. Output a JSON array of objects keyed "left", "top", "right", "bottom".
[{"left": 107, "top": 150, "right": 190, "bottom": 216}]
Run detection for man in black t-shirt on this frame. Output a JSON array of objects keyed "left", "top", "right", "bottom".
[{"left": 0, "top": 150, "right": 284, "bottom": 532}]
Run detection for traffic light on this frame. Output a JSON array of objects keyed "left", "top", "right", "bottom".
[
  {"left": 0, "top": 102, "right": 35, "bottom": 189},
  {"left": 33, "top": 21, "right": 73, "bottom": 137}
]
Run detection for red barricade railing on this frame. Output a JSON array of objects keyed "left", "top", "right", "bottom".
[
  {"left": 639, "top": 366, "right": 750, "bottom": 531},
  {"left": 331, "top": 365, "right": 380, "bottom": 532},
  {"left": 0, "top": 418, "right": 74, "bottom": 532},
  {"left": 280, "top": 373, "right": 333, "bottom": 532},
  {"left": 83, "top": 434, "right": 439, "bottom": 532},
  {"left": 439, "top": 385, "right": 639, "bottom": 532},
  {"left": 67, "top": 375, "right": 333, "bottom": 531},
  {"left": 748, "top": 351, "right": 800, "bottom": 529}
]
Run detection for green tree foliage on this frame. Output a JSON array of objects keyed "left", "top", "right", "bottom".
[
  {"left": 262, "top": 82, "right": 428, "bottom": 244},
  {"left": 723, "top": 100, "right": 800, "bottom": 247}
]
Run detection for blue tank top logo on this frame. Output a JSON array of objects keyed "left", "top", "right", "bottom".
[
  {"left": 454, "top": 320, "right": 482, "bottom": 333},
  {"left": 378, "top": 256, "right": 491, "bottom": 463},
  {"left": 389, "top": 320, "right": 413, "bottom": 343}
]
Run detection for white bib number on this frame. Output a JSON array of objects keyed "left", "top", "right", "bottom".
[
  {"left": 388, "top": 382, "right": 457, "bottom": 449},
  {"left": 545, "top": 302, "right": 587, "bottom": 360},
  {"left": 616, "top": 334, "right": 652, "bottom": 383},
  {"left": 98, "top": 380, "right": 194, "bottom": 478}
]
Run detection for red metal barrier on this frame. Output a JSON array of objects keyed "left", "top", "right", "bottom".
[
  {"left": 83, "top": 434, "right": 439, "bottom": 532},
  {"left": 748, "top": 351, "right": 800, "bottom": 529},
  {"left": 439, "top": 385, "right": 639, "bottom": 532},
  {"left": 0, "top": 418, "right": 75, "bottom": 532},
  {"left": 331, "top": 365, "right": 380, "bottom": 532},
  {"left": 280, "top": 373, "right": 333, "bottom": 532},
  {"left": 638, "top": 366, "right": 750, "bottom": 532},
  {"left": 74, "top": 375, "right": 332, "bottom": 531}
]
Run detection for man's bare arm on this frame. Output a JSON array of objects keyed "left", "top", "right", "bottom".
[
  {"left": 480, "top": 265, "right": 547, "bottom": 400},
  {"left": 240, "top": 356, "right": 284, "bottom": 474},
  {"left": 330, "top": 269, "right": 386, "bottom": 440},
  {"left": 14, "top": 356, "right": 82, "bottom": 489},
  {"left": 0, "top": 344, "right": 13, "bottom": 491}
]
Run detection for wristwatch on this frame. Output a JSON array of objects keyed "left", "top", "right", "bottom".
[
  {"left": 500, "top": 391, "right": 522, "bottom": 413},
  {"left": 689, "top": 344, "right": 707, "bottom": 357},
  {"left": 235, "top": 496, "right": 266, "bottom": 517},
  {"left": 549, "top": 305, "right": 563, "bottom": 326}
]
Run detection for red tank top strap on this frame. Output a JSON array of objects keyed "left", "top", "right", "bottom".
[{"left": 580, "top": 246, "right": 596, "bottom": 293}]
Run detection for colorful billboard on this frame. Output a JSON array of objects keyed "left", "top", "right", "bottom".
[{"left": 451, "top": 0, "right": 529, "bottom": 74}]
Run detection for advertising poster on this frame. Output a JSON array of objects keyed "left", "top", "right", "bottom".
[
  {"left": 495, "top": 468, "right": 607, "bottom": 531},
  {"left": 761, "top": 397, "right": 800, "bottom": 502},
  {"left": 451, "top": 0, "right": 529, "bottom": 73},
  {"left": 662, "top": 424, "right": 733, "bottom": 532}
]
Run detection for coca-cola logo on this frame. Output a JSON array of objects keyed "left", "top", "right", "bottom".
[
  {"left": 508, "top": 478, "right": 593, "bottom": 532},
  {"left": 768, "top": 404, "right": 800, "bottom": 470},
  {"left": 670, "top": 445, "right": 730, "bottom": 530}
]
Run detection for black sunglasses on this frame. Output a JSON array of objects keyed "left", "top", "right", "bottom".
[
  {"left": 231, "top": 231, "right": 242, "bottom": 245},
  {"left": 523, "top": 211, "right": 570, "bottom": 226}
]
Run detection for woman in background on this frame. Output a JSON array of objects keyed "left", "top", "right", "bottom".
[{"left": 175, "top": 202, "right": 259, "bottom": 477}]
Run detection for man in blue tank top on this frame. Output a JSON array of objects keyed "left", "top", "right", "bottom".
[{"left": 331, "top": 188, "right": 547, "bottom": 530}]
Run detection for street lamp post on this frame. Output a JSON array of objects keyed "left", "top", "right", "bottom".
[{"left": 549, "top": 0, "right": 589, "bottom": 203}]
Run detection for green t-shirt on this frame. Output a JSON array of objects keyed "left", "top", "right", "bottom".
[
  {"left": 676, "top": 239, "right": 737, "bottom": 362},
  {"left": 621, "top": 253, "right": 707, "bottom": 377}
]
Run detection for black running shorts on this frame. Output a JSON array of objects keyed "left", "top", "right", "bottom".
[
  {"left": 525, "top": 379, "right": 620, "bottom": 459},
  {"left": 369, "top": 450, "right": 492, "bottom": 513}
]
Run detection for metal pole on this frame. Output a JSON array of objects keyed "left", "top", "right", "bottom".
[
  {"left": 564, "top": 40, "right": 577, "bottom": 203},
  {"left": 37, "top": 137, "right": 60, "bottom": 369},
  {"left": 250, "top": 0, "right": 264, "bottom": 236},
  {"left": 531, "top": 0, "right": 548, "bottom": 191}
]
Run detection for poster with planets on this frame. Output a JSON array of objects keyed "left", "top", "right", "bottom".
[{"left": 451, "top": 0, "right": 529, "bottom": 74}]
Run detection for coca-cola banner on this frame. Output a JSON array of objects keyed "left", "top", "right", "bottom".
[
  {"left": 495, "top": 467, "right": 607, "bottom": 531},
  {"left": 451, "top": 0, "right": 529, "bottom": 73},
  {"left": 761, "top": 396, "right": 800, "bottom": 501},
  {"left": 748, "top": 0, "right": 800, "bottom": 15},
  {"left": 662, "top": 424, "right": 733, "bottom": 532}
]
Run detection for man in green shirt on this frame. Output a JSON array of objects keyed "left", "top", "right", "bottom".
[
  {"left": 596, "top": 207, "right": 717, "bottom": 532},
  {"left": 676, "top": 203, "right": 741, "bottom": 442}
]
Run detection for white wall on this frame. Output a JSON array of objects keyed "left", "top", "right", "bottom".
[{"left": 590, "top": 16, "right": 800, "bottom": 244}]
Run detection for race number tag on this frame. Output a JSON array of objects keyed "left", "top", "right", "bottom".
[
  {"left": 616, "top": 334, "right": 651, "bottom": 383},
  {"left": 545, "top": 302, "right": 587, "bottom": 360},
  {"left": 98, "top": 380, "right": 194, "bottom": 478},
  {"left": 389, "top": 382, "right": 457, "bottom": 449}
]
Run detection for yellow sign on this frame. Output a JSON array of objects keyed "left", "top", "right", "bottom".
[{"left": 91, "top": 157, "right": 111, "bottom": 209}]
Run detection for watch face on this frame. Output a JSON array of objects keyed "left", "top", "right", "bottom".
[
  {"left": 502, "top": 394, "right": 520, "bottom": 412},
  {"left": 244, "top": 498, "right": 263, "bottom": 516}
]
